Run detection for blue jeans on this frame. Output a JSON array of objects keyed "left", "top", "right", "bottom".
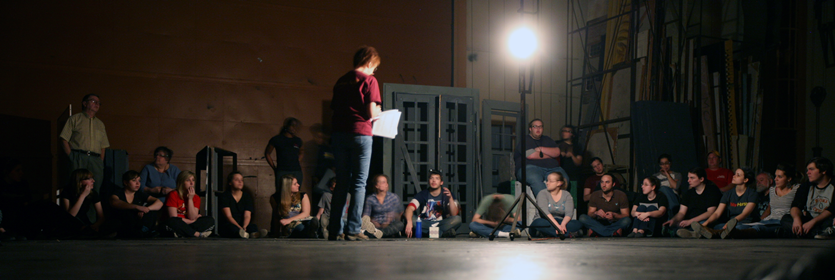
[
  {"left": 328, "top": 132, "right": 372, "bottom": 236},
  {"left": 518, "top": 165, "right": 569, "bottom": 196},
  {"left": 631, "top": 205, "right": 659, "bottom": 234},
  {"left": 529, "top": 217, "right": 582, "bottom": 237},
  {"left": 578, "top": 214, "right": 631, "bottom": 236},
  {"left": 469, "top": 221, "right": 511, "bottom": 238}
]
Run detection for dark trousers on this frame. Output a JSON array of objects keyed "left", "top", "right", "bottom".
[
  {"left": 112, "top": 210, "right": 160, "bottom": 238},
  {"left": 780, "top": 213, "right": 835, "bottom": 238},
  {"left": 379, "top": 220, "right": 405, "bottom": 237},
  {"left": 632, "top": 205, "right": 660, "bottom": 235},
  {"left": 218, "top": 222, "right": 259, "bottom": 238},
  {"left": 166, "top": 216, "right": 214, "bottom": 237}
]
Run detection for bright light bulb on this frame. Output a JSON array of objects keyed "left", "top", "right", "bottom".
[{"left": 508, "top": 27, "right": 537, "bottom": 59}]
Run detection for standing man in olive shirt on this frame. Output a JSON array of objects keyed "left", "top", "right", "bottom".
[{"left": 59, "top": 94, "right": 109, "bottom": 221}]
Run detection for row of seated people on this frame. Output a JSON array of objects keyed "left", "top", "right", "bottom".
[{"left": 3, "top": 156, "right": 833, "bottom": 240}]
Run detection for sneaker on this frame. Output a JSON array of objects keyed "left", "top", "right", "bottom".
[
  {"left": 510, "top": 228, "right": 521, "bottom": 238},
  {"left": 691, "top": 223, "right": 712, "bottom": 239},
  {"left": 345, "top": 232, "right": 369, "bottom": 241},
  {"left": 469, "top": 231, "right": 479, "bottom": 238},
  {"left": 360, "top": 216, "right": 380, "bottom": 238},
  {"left": 814, "top": 226, "right": 835, "bottom": 240},
  {"left": 239, "top": 228, "right": 249, "bottom": 239},
  {"left": 336, "top": 234, "right": 345, "bottom": 241},
  {"left": 613, "top": 228, "right": 623, "bottom": 237},
  {"left": 721, "top": 218, "right": 738, "bottom": 239},
  {"left": 250, "top": 229, "right": 268, "bottom": 239},
  {"left": 627, "top": 232, "right": 638, "bottom": 238},
  {"left": 442, "top": 228, "right": 458, "bottom": 238},
  {"left": 199, "top": 230, "right": 212, "bottom": 238},
  {"left": 173, "top": 232, "right": 180, "bottom": 238},
  {"left": 676, "top": 228, "right": 699, "bottom": 238}
]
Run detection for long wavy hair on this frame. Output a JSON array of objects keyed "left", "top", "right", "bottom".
[
  {"left": 175, "top": 170, "right": 196, "bottom": 201},
  {"left": 278, "top": 174, "right": 300, "bottom": 218}
]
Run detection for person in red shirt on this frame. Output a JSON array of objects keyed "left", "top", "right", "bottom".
[
  {"left": 706, "top": 151, "right": 734, "bottom": 192},
  {"left": 164, "top": 171, "right": 214, "bottom": 238},
  {"left": 327, "top": 46, "right": 382, "bottom": 241}
]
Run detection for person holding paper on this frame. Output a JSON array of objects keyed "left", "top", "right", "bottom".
[{"left": 327, "top": 46, "right": 382, "bottom": 241}]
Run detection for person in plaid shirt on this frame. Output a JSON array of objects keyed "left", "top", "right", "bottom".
[{"left": 361, "top": 174, "right": 403, "bottom": 238}]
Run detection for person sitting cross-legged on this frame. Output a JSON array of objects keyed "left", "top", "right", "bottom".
[
  {"left": 628, "top": 176, "right": 669, "bottom": 238},
  {"left": 360, "top": 174, "right": 404, "bottom": 238},
  {"left": 165, "top": 171, "right": 214, "bottom": 238},
  {"left": 108, "top": 170, "right": 162, "bottom": 238},
  {"left": 578, "top": 173, "right": 631, "bottom": 237},
  {"left": 469, "top": 194, "right": 518, "bottom": 238},
  {"left": 217, "top": 171, "right": 268, "bottom": 239},
  {"left": 782, "top": 157, "right": 835, "bottom": 239},
  {"left": 662, "top": 168, "right": 723, "bottom": 238},
  {"left": 692, "top": 168, "right": 759, "bottom": 239},
  {"left": 529, "top": 172, "right": 582, "bottom": 238},
  {"left": 404, "top": 169, "right": 461, "bottom": 238}
]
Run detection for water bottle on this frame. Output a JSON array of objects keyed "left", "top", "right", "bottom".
[{"left": 415, "top": 217, "right": 422, "bottom": 238}]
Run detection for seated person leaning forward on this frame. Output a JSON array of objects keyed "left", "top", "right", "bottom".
[
  {"left": 577, "top": 173, "right": 631, "bottom": 237},
  {"left": 218, "top": 171, "right": 268, "bottom": 238},
  {"left": 165, "top": 171, "right": 214, "bottom": 238},
  {"left": 691, "top": 168, "right": 758, "bottom": 239},
  {"left": 361, "top": 174, "right": 404, "bottom": 238},
  {"left": 530, "top": 172, "right": 582, "bottom": 238},
  {"left": 514, "top": 119, "right": 569, "bottom": 197},
  {"left": 662, "top": 167, "right": 723, "bottom": 238},
  {"left": 469, "top": 193, "right": 518, "bottom": 238},
  {"left": 108, "top": 170, "right": 163, "bottom": 238},
  {"left": 404, "top": 169, "right": 461, "bottom": 238},
  {"left": 628, "top": 176, "right": 669, "bottom": 238}
]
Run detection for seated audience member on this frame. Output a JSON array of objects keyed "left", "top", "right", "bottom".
[
  {"left": 692, "top": 168, "right": 758, "bottom": 239},
  {"left": 60, "top": 169, "right": 106, "bottom": 235},
  {"left": 653, "top": 154, "right": 681, "bottom": 218},
  {"left": 578, "top": 174, "right": 631, "bottom": 237},
  {"left": 514, "top": 119, "right": 568, "bottom": 197},
  {"left": 663, "top": 168, "right": 723, "bottom": 238},
  {"left": 628, "top": 176, "right": 669, "bottom": 237},
  {"left": 469, "top": 194, "right": 518, "bottom": 238},
  {"left": 654, "top": 154, "right": 684, "bottom": 197},
  {"left": 315, "top": 178, "right": 349, "bottom": 240},
  {"left": 781, "top": 157, "right": 835, "bottom": 239},
  {"left": 734, "top": 164, "right": 799, "bottom": 237},
  {"left": 705, "top": 151, "right": 734, "bottom": 192},
  {"left": 755, "top": 172, "right": 774, "bottom": 219},
  {"left": 218, "top": 171, "right": 267, "bottom": 239},
  {"left": 361, "top": 174, "right": 404, "bottom": 238},
  {"left": 165, "top": 171, "right": 214, "bottom": 238},
  {"left": 108, "top": 170, "right": 162, "bottom": 238},
  {"left": 404, "top": 169, "right": 462, "bottom": 238},
  {"left": 557, "top": 125, "right": 583, "bottom": 188},
  {"left": 530, "top": 172, "right": 582, "bottom": 238},
  {"left": 271, "top": 174, "right": 318, "bottom": 238},
  {"left": 583, "top": 157, "right": 606, "bottom": 202},
  {"left": 1, "top": 159, "right": 81, "bottom": 239},
  {"left": 140, "top": 146, "right": 180, "bottom": 203}
]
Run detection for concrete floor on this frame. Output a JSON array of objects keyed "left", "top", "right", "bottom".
[{"left": 1, "top": 237, "right": 833, "bottom": 279}]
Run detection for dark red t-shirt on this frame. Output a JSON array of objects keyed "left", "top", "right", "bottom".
[
  {"left": 706, "top": 168, "right": 733, "bottom": 190},
  {"left": 165, "top": 191, "right": 201, "bottom": 218},
  {"left": 331, "top": 70, "right": 382, "bottom": 136}
]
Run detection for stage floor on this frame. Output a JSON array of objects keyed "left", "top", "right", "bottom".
[{"left": 1, "top": 237, "right": 832, "bottom": 279}]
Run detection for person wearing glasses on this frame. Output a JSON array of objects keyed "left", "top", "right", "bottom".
[
  {"left": 59, "top": 94, "right": 109, "bottom": 222},
  {"left": 328, "top": 46, "right": 382, "bottom": 241},
  {"left": 140, "top": 146, "right": 180, "bottom": 203},
  {"left": 653, "top": 154, "right": 682, "bottom": 219},
  {"left": 514, "top": 119, "right": 569, "bottom": 197},
  {"left": 404, "top": 169, "right": 461, "bottom": 238}
]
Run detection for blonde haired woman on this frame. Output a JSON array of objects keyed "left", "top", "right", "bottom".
[
  {"left": 164, "top": 171, "right": 214, "bottom": 238},
  {"left": 270, "top": 174, "right": 318, "bottom": 238},
  {"left": 529, "top": 172, "right": 582, "bottom": 238}
]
